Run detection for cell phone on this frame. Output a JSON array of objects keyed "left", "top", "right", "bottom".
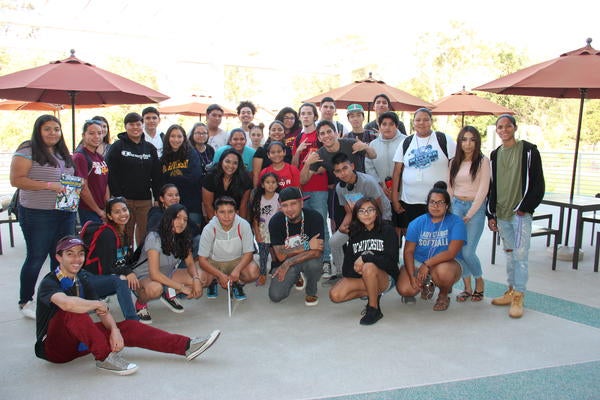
[{"left": 167, "top": 287, "right": 177, "bottom": 298}]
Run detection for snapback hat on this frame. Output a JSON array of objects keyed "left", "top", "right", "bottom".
[
  {"left": 279, "top": 187, "right": 303, "bottom": 203},
  {"left": 56, "top": 236, "right": 86, "bottom": 253},
  {"left": 346, "top": 104, "right": 364, "bottom": 114}
]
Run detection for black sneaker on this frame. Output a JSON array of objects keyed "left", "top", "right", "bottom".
[
  {"left": 231, "top": 283, "right": 247, "bottom": 300},
  {"left": 360, "top": 304, "right": 383, "bottom": 325},
  {"left": 321, "top": 275, "right": 341, "bottom": 287},
  {"left": 160, "top": 293, "right": 184, "bottom": 313},
  {"left": 207, "top": 279, "right": 218, "bottom": 299},
  {"left": 136, "top": 306, "right": 152, "bottom": 324}
]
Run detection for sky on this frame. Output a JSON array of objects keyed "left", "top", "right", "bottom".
[{"left": 1, "top": 0, "right": 600, "bottom": 108}]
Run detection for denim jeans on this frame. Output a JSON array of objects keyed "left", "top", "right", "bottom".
[
  {"left": 303, "top": 190, "right": 330, "bottom": 262},
  {"left": 18, "top": 205, "right": 76, "bottom": 304},
  {"left": 496, "top": 213, "right": 532, "bottom": 293},
  {"left": 451, "top": 198, "right": 486, "bottom": 278},
  {"left": 269, "top": 257, "right": 322, "bottom": 301},
  {"left": 86, "top": 273, "right": 139, "bottom": 320},
  {"left": 78, "top": 208, "right": 102, "bottom": 226}
]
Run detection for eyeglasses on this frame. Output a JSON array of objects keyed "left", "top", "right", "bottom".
[
  {"left": 282, "top": 116, "right": 295, "bottom": 120},
  {"left": 357, "top": 207, "right": 377, "bottom": 215},
  {"left": 428, "top": 200, "right": 446, "bottom": 207}
]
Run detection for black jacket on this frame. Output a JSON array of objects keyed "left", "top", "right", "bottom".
[
  {"left": 487, "top": 140, "right": 545, "bottom": 218},
  {"left": 105, "top": 132, "right": 162, "bottom": 200}
]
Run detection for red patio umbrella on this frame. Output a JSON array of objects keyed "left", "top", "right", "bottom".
[
  {"left": 431, "top": 87, "right": 515, "bottom": 126},
  {"left": 0, "top": 99, "right": 63, "bottom": 112},
  {"left": 303, "top": 73, "right": 433, "bottom": 121},
  {"left": 160, "top": 96, "right": 237, "bottom": 119},
  {"left": 474, "top": 38, "right": 600, "bottom": 261},
  {"left": 0, "top": 49, "right": 169, "bottom": 149}
]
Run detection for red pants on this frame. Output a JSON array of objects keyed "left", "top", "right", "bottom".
[{"left": 43, "top": 310, "right": 189, "bottom": 363}]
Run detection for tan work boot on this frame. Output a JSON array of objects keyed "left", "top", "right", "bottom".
[
  {"left": 491, "top": 287, "right": 514, "bottom": 306},
  {"left": 509, "top": 291, "right": 524, "bottom": 318}
]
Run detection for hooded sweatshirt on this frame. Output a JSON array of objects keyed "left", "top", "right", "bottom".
[
  {"left": 105, "top": 132, "right": 162, "bottom": 200},
  {"left": 365, "top": 131, "right": 407, "bottom": 184},
  {"left": 342, "top": 223, "right": 399, "bottom": 280}
]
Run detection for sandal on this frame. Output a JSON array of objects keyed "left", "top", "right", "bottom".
[
  {"left": 471, "top": 291, "right": 484, "bottom": 302},
  {"left": 456, "top": 291, "right": 472, "bottom": 302},
  {"left": 433, "top": 296, "right": 450, "bottom": 311}
]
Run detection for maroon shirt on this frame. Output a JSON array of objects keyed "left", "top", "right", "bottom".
[{"left": 73, "top": 148, "right": 109, "bottom": 212}]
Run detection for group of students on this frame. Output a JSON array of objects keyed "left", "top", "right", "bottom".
[{"left": 11, "top": 96, "right": 545, "bottom": 374}]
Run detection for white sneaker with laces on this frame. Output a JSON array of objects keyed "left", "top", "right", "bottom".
[
  {"left": 96, "top": 352, "right": 138, "bottom": 375},
  {"left": 186, "top": 330, "right": 221, "bottom": 361},
  {"left": 20, "top": 301, "right": 36, "bottom": 319}
]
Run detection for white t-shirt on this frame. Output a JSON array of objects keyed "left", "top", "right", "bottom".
[
  {"left": 144, "top": 130, "right": 164, "bottom": 157},
  {"left": 393, "top": 132, "right": 456, "bottom": 204}
]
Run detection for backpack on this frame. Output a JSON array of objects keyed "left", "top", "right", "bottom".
[
  {"left": 80, "top": 221, "right": 144, "bottom": 275},
  {"left": 402, "top": 131, "right": 449, "bottom": 159}
]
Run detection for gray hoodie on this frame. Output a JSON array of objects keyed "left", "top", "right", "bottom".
[
  {"left": 365, "top": 131, "right": 407, "bottom": 183},
  {"left": 197, "top": 214, "right": 255, "bottom": 261}
]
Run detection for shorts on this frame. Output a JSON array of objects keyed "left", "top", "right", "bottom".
[
  {"left": 208, "top": 257, "right": 242, "bottom": 275},
  {"left": 398, "top": 202, "right": 428, "bottom": 228},
  {"left": 410, "top": 259, "right": 464, "bottom": 278}
]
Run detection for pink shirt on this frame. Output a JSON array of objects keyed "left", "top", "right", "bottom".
[{"left": 449, "top": 156, "right": 491, "bottom": 219}]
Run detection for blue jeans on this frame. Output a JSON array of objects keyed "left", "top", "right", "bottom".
[
  {"left": 269, "top": 257, "right": 322, "bottom": 301},
  {"left": 78, "top": 208, "right": 102, "bottom": 226},
  {"left": 18, "top": 205, "right": 76, "bottom": 304},
  {"left": 303, "top": 190, "right": 330, "bottom": 262},
  {"left": 496, "top": 213, "right": 532, "bottom": 293},
  {"left": 451, "top": 199, "right": 485, "bottom": 278},
  {"left": 86, "top": 274, "right": 139, "bottom": 320}
]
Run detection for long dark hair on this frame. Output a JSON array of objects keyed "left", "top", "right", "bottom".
[
  {"left": 349, "top": 197, "right": 382, "bottom": 237},
  {"left": 104, "top": 196, "right": 130, "bottom": 246},
  {"left": 449, "top": 125, "right": 484, "bottom": 187},
  {"left": 19, "top": 114, "right": 73, "bottom": 168},
  {"left": 214, "top": 148, "right": 251, "bottom": 198},
  {"left": 92, "top": 115, "right": 110, "bottom": 144},
  {"left": 275, "top": 106, "right": 301, "bottom": 134},
  {"left": 161, "top": 124, "right": 192, "bottom": 164},
  {"left": 157, "top": 183, "right": 179, "bottom": 209},
  {"left": 158, "top": 204, "right": 192, "bottom": 259},
  {"left": 249, "top": 172, "right": 280, "bottom": 224}
]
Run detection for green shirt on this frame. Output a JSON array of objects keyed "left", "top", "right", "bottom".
[{"left": 496, "top": 140, "right": 523, "bottom": 220}]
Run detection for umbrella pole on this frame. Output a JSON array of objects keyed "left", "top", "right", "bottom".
[
  {"left": 68, "top": 90, "right": 78, "bottom": 152},
  {"left": 564, "top": 88, "right": 587, "bottom": 247}
]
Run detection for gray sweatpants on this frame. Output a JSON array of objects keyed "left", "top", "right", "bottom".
[{"left": 269, "top": 258, "right": 322, "bottom": 301}]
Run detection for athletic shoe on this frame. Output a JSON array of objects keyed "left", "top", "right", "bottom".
[
  {"left": 135, "top": 302, "right": 152, "bottom": 324},
  {"left": 401, "top": 296, "right": 416, "bottom": 304},
  {"left": 322, "top": 261, "right": 332, "bottom": 279},
  {"left": 305, "top": 295, "right": 319, "bottom": 306},
  {"left": 231, "top": 283, "right": 247, "bottom": 301},
  {"left": 96, "top": 352, "right": 138, "bottom": 375},
  {"left": 491, "top": 288, "right": 515, "bottom": 306},
  {"left": 160, "top": 293, "right": 184, "bottom": 313},
  {"left": 360, "top": 304, "right": 383, "bottom": 325},
  {"left": 295, "top": 272, "right": 306, "bottom": 291},
  {"left": 185, "top": 330, "right": 221, "bottom": 361},
  {"left": 20, "top": 301, "right": 36, "bottom": 319},
  {"left": 321, "top": 275, "right": 341, "bottom": 286},
  {"left": 207, "top": 279, "right": 218, "bottom": 299}
]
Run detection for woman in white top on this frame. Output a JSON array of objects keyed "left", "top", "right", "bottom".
[{"left": 448, "top": 126, "right": 490, "bottom": 302}]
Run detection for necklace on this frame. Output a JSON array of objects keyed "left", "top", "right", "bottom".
[{"left": 426, "top": 213, "right": 446, "bottom": 260}]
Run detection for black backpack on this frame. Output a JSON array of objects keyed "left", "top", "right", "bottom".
[
  {"left": 402, "top": 131, "right": 449, "bottom": 159},
  {"left": 74, "top": 148, "right": 94, "bottom": 176}
]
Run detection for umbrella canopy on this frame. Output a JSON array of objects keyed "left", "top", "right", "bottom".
[
  {"left": 303, "top": 73, "right": 433, "bottom": 119},
  {"left": 431, "top": 87, "right": 515, "bottom": 126},
  {"left": 0, "top": 49, "right": 169, "bottom": 149},
  {"left": 474, "top": 38, "right": 600, "bottom": 254},
  {"left": 0, "top": 99, "right": 63, "bottom": 112},
  {"left": 160, "top": 98, "right": 237, "bottom": 119}
]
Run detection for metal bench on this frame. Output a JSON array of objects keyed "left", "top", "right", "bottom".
[
  {"left": 0, "top": 201, "right": 17, "bottom": 255},
  {"left": 491, "top": 213, "right": 560, "bottom": 270}
]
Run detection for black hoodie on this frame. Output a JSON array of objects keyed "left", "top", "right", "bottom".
[
  {"left": 342, "top": 223, "right": 399, "bottom": 280},
  {"left": 106, "top": 132, "right": 162, "bottom": 200}
]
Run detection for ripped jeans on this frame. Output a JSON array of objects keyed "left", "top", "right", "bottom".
[{"left": 496, "top": 213, "right": 532, "bottom": 293}]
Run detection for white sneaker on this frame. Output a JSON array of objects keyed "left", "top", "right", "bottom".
[
  {"left": 96, "top": 352, "right": 138, "bottom": 375},
  {"left": 185, "top": 330, "right": 221, "bottom": 361},
  {"left": 20, "top": 301, "right": 36, "bottom": 319},
  {"left": 322, "top": 262, "right": 332, "bottom": 279}
]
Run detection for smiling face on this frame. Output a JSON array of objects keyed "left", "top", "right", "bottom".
[
  {"left": 317, "top": 124, "right": 336, "bottom": 148},
  {"left": 125, "top": 120, "right": 143, "bottom": 142},
  {"left": 83, "top": 123, "right": 103, "bottom": 150},
  {"left": 269, "top": 122, "right": 285, "bottom": 141},
  {"left": 168, "top": 128, "right": 185, "bottom": 151},
  {"left": 413, "top": 110, "right": 432, "bottom": 135},
  {"left": 107, "top": 200, "right": 130, "bottom": 227},
  {"left": 40, "top": 120, "right": 62, "bottom": 148},
  {"left": 56, "top": 245, "right": 86, "bottom": 277},
  {"left": 160, "top": 186, "right": 180, "bottom": 208},
  {"left": 282, "top": 113, "right": 296, "bottom": 131},
  {"left": 262, "top": 175, "right": 279, "bottom": 193},
  {"left": 238, "top": 107, "right": 254, "bottom": 125},
  {"left": 356, "top": 201, "right": 377, "bottom": 230},
  {"left": 496, "top": 117, "right": 517, "bottom": 146},
  {"left": 221, "top": 153, "right": 239, "bottom": 176},
  {"left": 229, "top": 131, "right": 247, "bottom": 152},
  {"left": 192, "top": 125, "right": 208, "bottom": 145},
  {"left": 172, "top": 209, "right": 188, "bottom": 234},
  {"left": 267, "top": 143, "right": 285, "bottom": 164}
]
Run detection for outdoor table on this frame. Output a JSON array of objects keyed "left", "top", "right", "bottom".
[{"left": 541, "top": 193, "right": 600, "bottom": 270}]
